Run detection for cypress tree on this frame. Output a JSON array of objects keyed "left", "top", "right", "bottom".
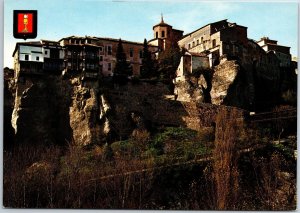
[
  {"left": 114, "top": 39, "right": 132, "bottom": 77},
  {"left": 141, "top": 38, "right": 156, "bottom": 78}
]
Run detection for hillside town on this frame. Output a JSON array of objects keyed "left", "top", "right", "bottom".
[{"left": 12, "top": 17, "right": 297, "bottom": 81}]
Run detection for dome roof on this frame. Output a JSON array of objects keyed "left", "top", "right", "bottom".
[{"left": 153, "top": 14, "right": 172, "bottom": 29}]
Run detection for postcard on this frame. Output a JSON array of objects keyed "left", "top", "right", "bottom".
[{"left": 2, "top": 0, "right": 297, "bottom": 210}]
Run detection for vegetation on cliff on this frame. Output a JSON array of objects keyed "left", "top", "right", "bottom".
[{"left": 3, "top": 119, "right": 296, "bottom": 209}]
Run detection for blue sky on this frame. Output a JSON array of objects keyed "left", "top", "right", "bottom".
[{"left": 3, "top": 0, "right": 299, "bottom": 68}]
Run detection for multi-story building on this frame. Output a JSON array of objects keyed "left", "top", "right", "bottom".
[
  {"left": 257, "top": 37, "right": 291, "bottom": 68},
  {"left": 59, "top": 36, "right": 158, "bottom": 77},
  {"left": 95, "top": 37, "right": 158, "bottom": 77},
  {"left": 12, "top": 40, "right": 64, "bottom": 79},
  {"left": 148, "top": 15, "right": 184, "bottom": 52},
  {"left": 178, "top": 19, "right": 248, "bottom": 67},
  {"left": 59, "top": 36, "right": 101, "bottom": 80}
]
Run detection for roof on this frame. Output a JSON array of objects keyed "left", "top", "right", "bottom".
[
  {"left": 179, "top": 19, "right": 247, "bottom": 41},
  {"left": 172, "top": 28, "right": 184, "bottom": 33},
  {"left": 152, "top": 15, "right": 172, "bottom": 30},
  {"left": 257, "top": 37, "right": 277, "bottom": 44},
  {"left": 180, "top": 19, "right": 228, "bottom": 40},
  {"left": 60, "top": 35, "right": 158, "bottom": 47},
  {"left": 12, "top": 41, "right": 42, "bottom": 57}
]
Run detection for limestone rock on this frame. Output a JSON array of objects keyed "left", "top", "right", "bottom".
[
  {"left": 210, "top": 60, "right": 240, "bottom": 105},
  {"left": 174, "top": 76, "right": 205, "bottom": 103}
]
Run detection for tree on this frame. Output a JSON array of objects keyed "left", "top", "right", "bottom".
[
  {"left": 114, "top": 39, "right": 132, "bottom": 78},
  {"left": 140, "top": 39, "right": 157, "bottom": 78},
  {"left": 157, "top": 41, "right": 181, "bottom": 81}
]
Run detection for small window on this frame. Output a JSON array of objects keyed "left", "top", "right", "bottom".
[
  {"left": 76, "top": 40, "right": 79, "bottom": 44},
  {"left": 36, "top": 56, "right": 39, "bottom": 61},
  {"left": 107, "top": 46, "right": 112, "bottom": 55},
  {"left": 212, "top": 39, "right": 216, "bottom": 48},
  {"left": 100, "top": 56, "right": 103, "bottom": 61},
  {"left": 25, "top": 55, "right": 29, "bottom": 61},
  {"left": 201, "top": 37, "right": 203, "bottom": 43},
  {"left": 139, "top": 50, "right": 143, "bottom": 58},
  {"left": 161, "top": 31, "right": 165, "bottom": 38},
  {"left": 197, "top": 40, "right": 199, "bottom": 45},
  {"left": 45, "top": 50, "right": 48, "bottom": 55},
  {"left": 99, "top": 47, "right": 103, "bottom": 52},
  {"left": 130, "top": 48, "right": 133, "bottom": 57},
  {"left": 108, "top": 63, "right": 111, "bottom": 71},
  {"left": 156, "top": 32, "right": 158, "bottom": 38},
  {"left": 188, "top": 44, "right": 191, "bottom": 49},
  {"left": 192, "top": 41, "right": 195, "bottom": 47}
]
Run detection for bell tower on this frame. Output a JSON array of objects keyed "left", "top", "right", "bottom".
[{"left": 149, "top": 14, "right": 184, "bottom": 52}]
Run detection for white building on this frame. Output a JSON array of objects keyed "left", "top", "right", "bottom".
[{"left": 12, "top": 40, "right": 64, "bottom": 79}]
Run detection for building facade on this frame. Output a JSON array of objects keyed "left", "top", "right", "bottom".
[
  {"left": 178, "top": 19, "right": 248, "bottom": 68},
  {"left": 12, "top": 40, "right": 64, "bottom": 79},
  {"left": 257, "top": 37, "right": 291, "bottom": 68},
  {"left": 59, "top": 36, "right": 101, "bottom": 80},
  {"left": 59, "top": 36, "right": 158, "bottom": 78},
  {"left": 96, "top": 37, "right": 158, "bottom": 77}
]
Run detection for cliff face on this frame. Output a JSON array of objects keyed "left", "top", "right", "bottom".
[
  {"left": 7, "top": 74, "right": 247, "bottom": 146},
  {"left": 10, "top": 76, "right": 111, "bottom": 146},
  {"left": 174, "top": 55, "right": 284, "bottom": 111},
  {"left": 11, "top": 76, "right": 69, "bottom": 145},
  {"left": 4, "top": 75, "right": 15, "bottom": 149}
]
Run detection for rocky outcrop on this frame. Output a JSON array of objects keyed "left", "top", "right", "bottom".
[
  {"left": 10, "top": 75, "right": 112, "bottom": 146},
  {"left": 4, "top": 73, "right": 16, "bottom": 149},
  {"left": 8, "top": 74, "right": 247, "bottom": 146},
  {"left": 210, "top": 60, "right": 240, "bottom": 105},
  {"left": 69, "top": 82, "right": 104, "bottom": 145},
  {"left": 174, "top": 76, "right": 205, "bottom": 103}
]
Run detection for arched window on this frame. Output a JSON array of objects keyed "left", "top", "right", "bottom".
[{"left": 162, "top": 31, "right": 165, "bottom": 38}]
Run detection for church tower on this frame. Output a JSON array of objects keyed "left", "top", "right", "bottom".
[{"left": 148, "top": 14, "right": 184, "bottom": 52}]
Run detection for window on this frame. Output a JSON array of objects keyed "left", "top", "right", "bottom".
[
  {"left": 139, "top": 50, "right": 143, "bottom": 58},
  {"left": 161, "top": 30, "right": 165, "bottom": 38},
  {"left": 188, "top": 44, "right": 191, "bottom": 49},
  {"left": 25, "top": 55, "right": 29, "bottom": 61},
  {"left": 45, "top": 50, "right": 48, "bottom": 55},
  {"left": 99, "top": 47, "right": 103, "bottom": 52},
  {"left": 76, "top": 40, "right": 79, "bottom": 44},
  {"left": 197, "top": 40, "right": 199, "bottom": 45},
  {"left": 156, "top": 32, "right": 158, "bottom": 38},
  {"left": 107, "top": 46, "right": 112, "bottom": 55},
  {"left": 201, "top": 37, "right": 204, "bottom": 43},
  {"left": 100, "top": 56, "right": 103, "bottom": 61},
  {"left": 192, "top": 41, "right": 195, "bottom": 47},
  {"left": 36, "top": 56, "right": 39, "bottom": 61},
  {"left": 212, "top": 39, "right": 216, "bottom": 48},
  {"left": 108, "top": 63, "right": 111, "bottom": 71},
  {"left": 130, "top": 48, "right": 133, "bottom": 57},
  {"left": 86, "top": 39, "right": 91, "bottom": 44}
]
